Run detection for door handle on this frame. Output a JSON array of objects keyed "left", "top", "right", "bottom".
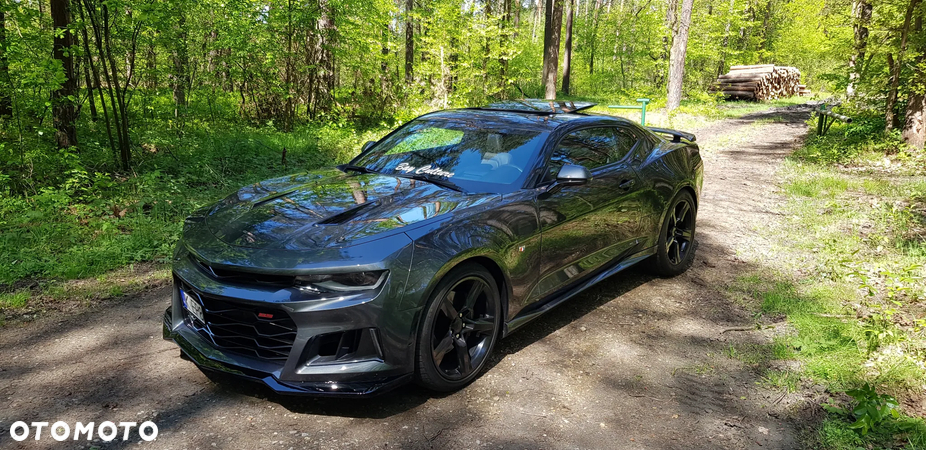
[{"left": 618, "top": 179, "right": 635, "bottom": 191}]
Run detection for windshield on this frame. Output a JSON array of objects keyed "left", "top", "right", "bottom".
[{"left": 351, "top": 117, "right": 546, "bottom": 193}]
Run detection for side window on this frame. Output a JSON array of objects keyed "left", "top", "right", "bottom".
[
  {"left": 623, "top": 126, "right": 655, "bottom": 160},
  {"left": 612, "top": 128, "right": 638, "bottom": 162},
  {"left": 547, "top": 128, "right": 616, "bottom": 181}
]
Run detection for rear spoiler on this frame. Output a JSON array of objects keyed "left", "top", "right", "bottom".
[{"left": 647, "top": 127, "right": 696, "bottom": 143}]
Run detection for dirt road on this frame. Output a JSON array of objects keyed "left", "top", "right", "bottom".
[{"left": 0, "top": 106, "right": 815, "bottom": 450}]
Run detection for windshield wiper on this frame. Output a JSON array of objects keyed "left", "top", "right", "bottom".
[
  {"left": 337, "top": 164, "right": 377, "bottom": 174},
  {"left": 400, "top": 174, "right": 466, "bottom": 193}
]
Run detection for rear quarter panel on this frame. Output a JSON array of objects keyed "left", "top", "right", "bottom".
[{"left": 636, "top": 140, "right": 703, "bottom": 249}]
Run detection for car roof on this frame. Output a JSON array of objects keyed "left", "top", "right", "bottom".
[
  {"left": 419, "top": 107, "right": 642, "bottom": 134},
  {"left": 478, "top": 99, "right": 597, "bottom": 114}
]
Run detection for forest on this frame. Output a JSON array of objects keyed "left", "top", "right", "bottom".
[
  {"left": 0, "top": 0, "right": 925, "bottom": 446},
  {"left": 0, "top": 0, "right": 923, "bottom": 191}
]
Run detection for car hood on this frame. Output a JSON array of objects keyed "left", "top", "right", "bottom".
[{"left": 203, "top": 169, "right": 497, "bottom": 250}]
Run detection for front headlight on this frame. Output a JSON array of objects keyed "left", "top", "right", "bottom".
[{"left": 294, "top": 270, "right": 388, "bottom": 293}]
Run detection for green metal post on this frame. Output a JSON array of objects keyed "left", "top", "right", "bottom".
[
  {"left": 637, "top": 98, "right": 650, "bottom": 126},
  {"left": 607, "top": 98, "right": 651, "bottom": 125},
  {"left": 817, "top": 104, "right": 826, "bottom": 135}
]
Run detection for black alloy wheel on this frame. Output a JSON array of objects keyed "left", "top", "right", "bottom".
[
  {"left": 647, "top": 191, "right": 697, "bottom": 277},
  {"left": 416, "top": 263, "right": 501, "bottom": 391},
  {"left": 666, "top": 197, "right": 695, "bottom": 265}
]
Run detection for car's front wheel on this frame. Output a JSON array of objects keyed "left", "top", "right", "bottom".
[
  {"left": 647, "top": 190, "right": 697, "bottom": 277},
  {"left": 415, "top": 263, "right": 501, "bottom": 392}
]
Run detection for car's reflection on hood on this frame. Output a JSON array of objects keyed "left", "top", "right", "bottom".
[{"left": 205, "top": 169, "right": 497, "bottom": 250}]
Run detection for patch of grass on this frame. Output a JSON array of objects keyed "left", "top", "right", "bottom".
[
  {"left": 674, "top": 363, "right": 716, "bottom": 376},
  {"left": 816, "top": 418, "right": 865, "bottom": 449},
  {"left": 0, "top": 263, "right": 170, "bottom": 326},
  {"left": 724, "top": 341, "right": 792, "bottom": 366},
  {"left": 0, "top": 290, "right": 29, "bottom": 308},
  {"left": 740, "top": 122, "right": 926, "bottom": 448},
  {"left": 762, "top": 370, "right": 802, "bottom": 393},
  {"left": 816, "top": 415, "right": 926, "bottom": 450},
  {"left": 783, "top": 173, "right": 849, "bottom": 199},
  {"left": 791, "top": 108, "right": 917, "bottom": 165}
]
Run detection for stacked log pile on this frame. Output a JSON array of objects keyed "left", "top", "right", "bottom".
[{"left": 710, "top": 65, "right": 803, "bottom": 100}]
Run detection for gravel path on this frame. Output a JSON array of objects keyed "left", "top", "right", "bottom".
[{"left": 0, "top": 105, "right": 815, "bottom": 450}]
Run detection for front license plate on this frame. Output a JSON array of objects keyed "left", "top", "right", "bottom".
[{"left": 183, "top": 292, "right": 205, "bottom": 324}]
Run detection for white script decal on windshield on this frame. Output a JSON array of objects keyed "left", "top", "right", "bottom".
[{"left": 395, "top": 162, "right": 455, "bottom": 178}]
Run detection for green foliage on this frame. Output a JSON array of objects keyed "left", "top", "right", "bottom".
[
  {"left": 793, "top": 109, "right": 911, "bottom": 164},
  {"left": 0, "top": 290, "right": 29, "bottom": 309},
  {"left": 823, "top": 383, "right": 900, "bottom": 436},
  {"left": 741, "top": 121, "right": 926, "bottom": 447},
  {"left": 0, "top": 113, "right": 389, "bottom": 285}
]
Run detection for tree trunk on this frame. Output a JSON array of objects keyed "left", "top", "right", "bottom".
[
  {"left": 847, "top": 0, "right": 872, "bottom": 97},
  {"left": 501, "top": 0, "right": 510, "bottom": 85},
  {"left": 761, "top": 0, "right": 774, "bottom": 51},
  {"left": 903, "top": 88, "right": 926, "bottom": 149},
  {"left": 716, "top": 0, "right": 735, "bottom": 77},
  {"left": 484, "top": 0, "right": 491, "bottom": 92},
  {"left": 405, "top": 0, "right": 413, "bottom": 83},
  {"left": 532, "top": 0, "right": 543, "bottom": 43},
  {"left": 542, "top": 0, "right": 564, "bottom": 99},
  {"left": 562, "top": 0, "right": 574, "bottom": 95},
  {"left": 666, "top": 0, "right": 694, "bottom": 112},
  {"left": 82, "top": 0, "right": 130, "bottom": 169},
  {"left": 0, "top": 10, "right": 11, "bottom": 117},
  {"left": 101, "top": 4, "right": 132, "bottom": 170},
  {"left": 886, "top": 0, "right": 920, "bottom": 130},
  {"left": 588, "top": 0, "right": 602, "bottom": 75},
  {"left": 51, "top": 0, "right": 78, "bottom": 149},
  {"left": 381, "top": 23, "right": 390, "bottom": 100},
  {"left": 145, "top": 43, "right": 157, "bottom": 90},
  {"left": 171, "top": 11, "right": 189, "bottom": 117},
  {"left": 82, "top": 53, "right": 98, "bottom": 121},
  {"left": 901, "top": 15, "right": 924, "bottom": 149},
  {"left": 282, "top": 0, "right": 294, "bottom": 131},
  {"left": 315, "top": 0, "right": 336, "bottom": 114},
  {"left": 77, "top": 0, "right": 116, "bottom": 163}
]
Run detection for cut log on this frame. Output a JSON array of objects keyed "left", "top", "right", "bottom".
[
  {"left": 714, "top": 64, "right": 803, "bottom": 101},
  {"left": 726, "top": 67, "right": 775, "bottom": 75},
  {"left": 713, "top": 81, "right": 761, "bottom": 87},
  {"left": 720, "top": 90, "right": 758, "bottom": 97},
  {"left": 717, "top": 75, "right": 769, "bottom": 81},
  {"left": 729, "top": 64, "right": 775, "bottom": 70}
]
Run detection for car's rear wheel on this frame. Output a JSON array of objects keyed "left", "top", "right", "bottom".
[
  {"left": 415, "top": 263, "right": 501, "bottom": 392},
  {"left": 646, "top": 190, "right": 697, "bottom": 277}
]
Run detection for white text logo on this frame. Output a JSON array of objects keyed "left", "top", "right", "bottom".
[{"left": 8, "top": 421, "right": 158, "bottom": 442}]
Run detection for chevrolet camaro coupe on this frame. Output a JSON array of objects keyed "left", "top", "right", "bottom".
[{"left": 163, "top": 100, "right": 703, "bottom": 396}]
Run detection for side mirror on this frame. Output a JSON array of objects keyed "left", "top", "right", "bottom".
[
  {"left": 541, "top": 164, "right": 591, "bottom": 198},
  {"left": 555, "top": 164, "right": 592, "bottom": 185},
  {"left": 361, "top": 141, "right": 377, "bottom": 152}
]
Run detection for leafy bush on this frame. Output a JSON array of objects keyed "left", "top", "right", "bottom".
[
  {"left": 793, "top": 109, "right": 910, "bottom": 164},
  {"left": 824, "top": 383, "right": 900, "bottom": 436},
  {"left": 0, "top": 100, "right": 391, "bottom": 285}
]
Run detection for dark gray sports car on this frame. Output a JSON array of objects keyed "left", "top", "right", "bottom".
[{"left": 163, "top": 100, "right": 703, "bottom": 396}]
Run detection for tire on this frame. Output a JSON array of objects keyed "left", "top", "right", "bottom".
[
  {"left": 415, "top": 263, "right": 502, "bottom": 392},
  {"left": 646, "top": 190, "right": 697, "bottom": 277}
]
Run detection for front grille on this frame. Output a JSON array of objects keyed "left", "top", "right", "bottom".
[{"left": 182, "top": 287, "right": 297, "bottom": 361}]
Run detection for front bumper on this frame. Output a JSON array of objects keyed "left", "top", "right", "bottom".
[
  {"left": 163, "top": 308, "right": 412, "bottom": 396},
  {"left": 162, "top": 239, "right": 422, "bottom": 397}
]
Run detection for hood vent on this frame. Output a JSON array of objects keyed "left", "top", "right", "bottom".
[{"left": 316, "top": 201, "right": 379, "bottom": 225}]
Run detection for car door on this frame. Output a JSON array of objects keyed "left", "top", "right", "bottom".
[{"left": 530, "top": 126, "right": 647, "bottom": 302}]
